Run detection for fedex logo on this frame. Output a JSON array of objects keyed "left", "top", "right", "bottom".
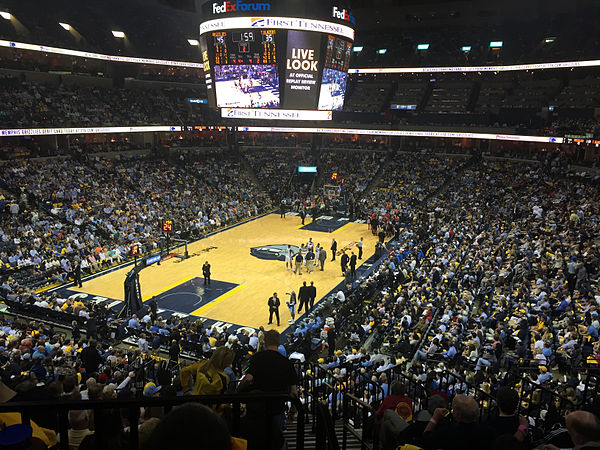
[
  {"left": 332, "top": 6, "right": 355, "bottom": 24},
  {"left": 212, "top": 0, "right": 270, "bottom": 14}
]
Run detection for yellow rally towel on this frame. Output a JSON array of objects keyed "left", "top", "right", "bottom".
[
  {"left": 0, "top": 413, "right": 57, "bottom": 447},
  {"left": 231, "top": 437, "right": 248, "bottom": 450}
]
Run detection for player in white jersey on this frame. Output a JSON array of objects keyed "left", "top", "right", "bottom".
[{"left": 285, "top": 245, "right": 293, "bottom": 270}]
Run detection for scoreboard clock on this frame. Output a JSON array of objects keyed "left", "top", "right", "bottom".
[
  {"left": 212, "top": 29, "right": 277, "bottom": 65},
  {"left": 161, "top": 219, "right": 175, "bottom": 233},
  {"left": 130, "top": 244, "right": 140, "bottom": 257}
]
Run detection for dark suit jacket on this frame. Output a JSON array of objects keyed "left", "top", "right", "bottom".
[
  {"left": 308, "top": 285, "right": 316, "bottom": 300},
  {"left": 350, "top": 255, "right": 357, "bottom": 267},
  {"left": 298, "top": 286, "right": 310, "bottom": 301},
  {"left": 268, "top": 296, "right": 280, "bottom": 311}
]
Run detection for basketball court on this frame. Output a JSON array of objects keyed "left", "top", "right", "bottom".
[{"left": 54, "top": 213, "right": 377, "bottom": 335}]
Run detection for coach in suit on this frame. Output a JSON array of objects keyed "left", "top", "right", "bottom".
[
  {"left": 318, "top": 248, "right": 327, "bottom": 271},
  {"left": 202, "top": 261, "right": 211, "bottom": 285},
  {"left": 268, "top": 293, "right": 280, "bottom": 326},
  {"left": 73, "top": 261, "right": 82, "bottom": 288},
  {"left": 308, "top": 281, "right": 317, "bottom": 309},
  {"left": 350, "top": 252, "right": 357, "bottom": 278},
  {"left": 331, "top": 238, "right": 338, "bottom": 261},
  {"left": 298, "top": 281, "right": 310, "bottom": 314},
  {"left": 340, "top": 251, "right": 349, "bottom": 276}
]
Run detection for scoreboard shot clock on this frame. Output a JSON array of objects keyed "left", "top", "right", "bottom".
[{"left": 161, "top": 219, "right": 175, "bottom": 233}]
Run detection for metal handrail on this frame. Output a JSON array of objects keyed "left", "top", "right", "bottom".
[{"left": 0, "top": 392, "right": 305, "bottom": 450}]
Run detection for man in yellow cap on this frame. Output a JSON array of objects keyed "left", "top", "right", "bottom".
[{"left": 533, "top": 366, "right": 552, "bottom": 384}]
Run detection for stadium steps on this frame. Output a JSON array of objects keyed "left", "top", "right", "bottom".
[
  {"left": 356, "top": 152, "right": 395, "bottom": 202},
  {"left": 418, "top": 151, "right": 481, "bottom": 206},
  {"left": 418, "top": 81, "right": 434, "bottom": 111},
  {"left": 283, "top": 417, "right": 367, "bottom": 450},
  {"left": 467, "top": 81, "right": 481, "bottom": 111},
  {"left": 239, "top": 154, "right": 265, "bottom": 191}
]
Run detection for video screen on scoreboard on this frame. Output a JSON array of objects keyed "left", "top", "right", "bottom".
[
  {"left": 317, "top": 35, "right": 352, "bottom": 110},
  {"left": 323, "top": 35, "right": 353, "bottom": 72},
  {"left": 214, "top": 65, "right": 281, "bottom": 108},
  {"left": 318, "top": 68, "right": 347, "bottom": 111}
]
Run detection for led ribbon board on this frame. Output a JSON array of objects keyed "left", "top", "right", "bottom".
[
  {"left": 0, "top": 40, "right": 203, "bottom": 68},
  {"left": 237, "top": 126, "right": 563, "bottom": 144},
  {"left": 0, "top": 126, "right": 182, "bottom": 137},
  {"left": 0, "top": 124, "right": 564, "bottom": 143},
  {"left": 3, "top": 39, "right": 600, "bottom": 73},
  {"left": 348, "top": 60, "right": 600, "bottom": 74},
  {"left": 199, "top": 16, "right": 355, "bottom": 40}
]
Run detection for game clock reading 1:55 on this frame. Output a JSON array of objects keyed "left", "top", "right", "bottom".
[{"left": 161, "top": 219, "right": 175, "bottom": 233}]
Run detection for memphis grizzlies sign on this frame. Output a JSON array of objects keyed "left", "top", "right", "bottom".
[{"left": 250, "top": 244, "right": 300, "bottom": 261}]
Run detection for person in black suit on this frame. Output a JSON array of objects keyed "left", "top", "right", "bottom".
[
  {"left": 340, "top": 251, "right": 349, "bottom": 276},
  {"left": 327, "top": 326, "right": 337, "bottom": 357},
  {"left": 349, "top": 252, "right": 357, "bottom": 278},
  {"left": 331, "top": 238, "right": 338, "bottom": 261},
  {"left": 148, "top": 296, "right": 158, "bottom": 318},
  {"left": 298, "top": 281, "right": 310, "bottom": 315},
  {"left": 299, "top": 207, "right": 306, "bottom": 225},
  {"left": 86, "top": 313, "right": 98, "bottom": 340},
  {"left": 202, "top": 261, "right": 211, "bottom": 285},
  {"left": 268, "top": 293, "right": 280, "bottom": 326},
  {"left": 308, "top": 281, "right": 316, "bottom": 309},
  {"left": 73, "top": 261, "right": 82, "bottom": 288}
]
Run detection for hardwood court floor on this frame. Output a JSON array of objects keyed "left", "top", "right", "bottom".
[{"left": 71, "top": 214, "right": 377, "bottom": 331}]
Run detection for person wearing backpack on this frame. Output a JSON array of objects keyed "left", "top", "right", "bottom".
[{"left": 179, "top": 347, "right": 235, "bottom": 396}]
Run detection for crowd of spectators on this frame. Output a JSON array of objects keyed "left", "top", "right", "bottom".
[
  {"left": 318, "top": 150, "right": 384, "bottom": 197},
  {"left": 0, "top": 151, "right": 271, "bottom": 293},
  {"left": 292, "top": 153, "right": 600, "bottom": 448},
  {"left": 243, "top": 147, "right": 316, "bottom": 200},
  {"left": 0, "top": 75, "right": 205, "bottom": 128},
  {"left": 1, "top": 139, "right": 600, "bottom": 449}
]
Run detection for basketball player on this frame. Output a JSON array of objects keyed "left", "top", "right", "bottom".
[
  {"left": 307, "top": 238, "right": 314, "bottom": 252},
  {"left": 284, "top": 245, "right": 293, "bottom": 271},
  {"left": 286, "top": 291, "right": 297, "bottom": 323},
  {"left": 299, "top": 242, "right": 308, "bottom": 267}
]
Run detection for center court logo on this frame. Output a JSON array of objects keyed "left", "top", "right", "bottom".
[
  {"left": 213, "top": 0, "right": 270, "bottom": 14},
  {"left": 250, "top": 245, "right": 299, "bottom": 261}
]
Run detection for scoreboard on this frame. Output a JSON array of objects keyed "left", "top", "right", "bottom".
[
  {"left": 212, "top": 30, "right": 277, "bottom": 65},
  {"left": 199, "top": 0, "right": 356, "bottom": 111}
]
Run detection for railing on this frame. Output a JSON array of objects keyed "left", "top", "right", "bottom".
[
  {"left": 342, "top": 393, "right": 377, "bottom": 450},
  {"left": 503, "top": 370, "right": 576, "bottom": 419},
  {"left": 316, "top": 401, "right": 341, "bottom": 450},
  {"left": 381, "top": 365, "right": 429, "bottom": 413},
  {"left": 0, "top": 393, "right": 304, "bottom": 450},
  {"left": 581, "top": 368, "right": 600, "bottom": 407},
  {"left": 438, "top": 369, "right": 497, "bottom": 421}
]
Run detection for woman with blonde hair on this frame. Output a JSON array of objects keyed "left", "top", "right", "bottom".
[{"left": 180, "top": 346, "right": 235, "bottom": 396}]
